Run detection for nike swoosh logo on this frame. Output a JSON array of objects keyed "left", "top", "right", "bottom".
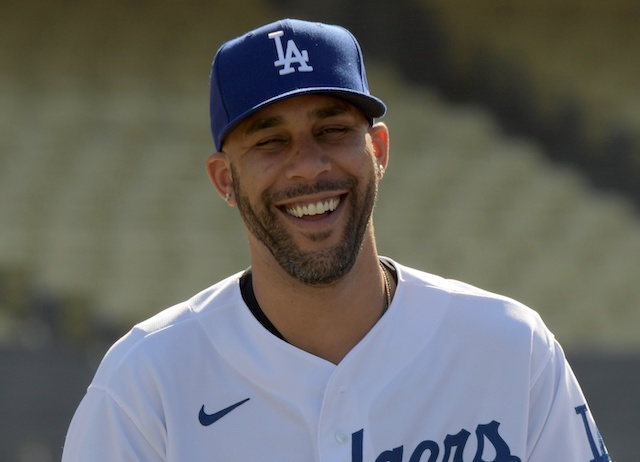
[{"left": 199, "top": 398, "right": 250, "bottom": 426}]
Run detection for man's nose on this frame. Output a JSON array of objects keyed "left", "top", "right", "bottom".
[{"left": 284, "top": 139, "right": 331, "bottom": 181}]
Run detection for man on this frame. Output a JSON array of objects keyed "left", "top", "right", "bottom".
[{"left": 62, "top": 19, "right": 611, "bottom": 461}]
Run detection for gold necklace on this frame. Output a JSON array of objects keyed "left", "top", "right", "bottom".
[{"left": 380, "top": 261, "right": 392, "bottom": 315}]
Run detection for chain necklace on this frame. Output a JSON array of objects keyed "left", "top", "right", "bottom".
[{"left": 380, "top": 261, "right": 392, "bottom": 316}]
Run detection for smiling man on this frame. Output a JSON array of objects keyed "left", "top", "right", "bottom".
[
  {"left": 62, "top": 19, "right": 611, "bottom": 462},
  {"left": 214, "top": 96, "right": 385, "bottom": 288},
  {"left": 208, "top": 94, "right": 389, "bottom": 363}
]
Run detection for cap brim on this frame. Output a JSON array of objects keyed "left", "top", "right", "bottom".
[{"left": 217, "top": 88, "right": 386, "bottom": 150}]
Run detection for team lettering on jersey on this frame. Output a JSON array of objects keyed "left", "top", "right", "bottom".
[
  {"left": 575, "top": 405, "right": 611, "bottom": 462},
  {"left": 351, "top": 420, "right": 520, "bottom": 462},
  {"left": 268, "top": 30, "right": 313, "bottom": 75},
  {"left": 347, "top": 406, "right": 609, "bottom": 461}
]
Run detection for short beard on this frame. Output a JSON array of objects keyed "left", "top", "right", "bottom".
[{"left": 232, "top": 166, "right": 378, "bottom": 286}]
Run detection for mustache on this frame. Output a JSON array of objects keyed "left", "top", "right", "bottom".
[{"left": 265, "top": 178, "right": 355, "bottom": 203}]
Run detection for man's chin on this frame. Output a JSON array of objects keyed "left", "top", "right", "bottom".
[{"left": 279, "top": 244, "right": 359, "bottom": 286}]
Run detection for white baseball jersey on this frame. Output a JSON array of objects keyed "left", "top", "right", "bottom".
[{"left": 62, "top": 260, "right": 610, "bottom": 461}]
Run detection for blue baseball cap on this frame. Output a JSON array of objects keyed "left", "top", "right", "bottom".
[{"left": 209, "top": 18, "right": 387, "bottom": 151}]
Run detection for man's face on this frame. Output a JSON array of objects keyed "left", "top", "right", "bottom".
[{"left": 221, "top": 94, "right": 386, "bottom": 286}]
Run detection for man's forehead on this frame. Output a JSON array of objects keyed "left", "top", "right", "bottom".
[{"left": 234, "top": 94, "right": 362, "bottom": 136}]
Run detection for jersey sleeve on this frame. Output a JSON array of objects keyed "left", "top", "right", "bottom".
[
  {"left": 526, "top": 340, "right": 611, "bottom": 461},
  {"left": 62, "top": 386, "right": 165, "bottom": 462}
]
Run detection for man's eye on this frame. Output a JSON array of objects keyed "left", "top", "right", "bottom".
[
  {"left": 255, "top": 138, "right": 286, "bottom": 148},
  {"left": 319, "top": 126, "right": 349, "bottom": 137}
]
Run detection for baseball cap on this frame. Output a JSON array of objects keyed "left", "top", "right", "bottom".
[{"left": 209, "top": 18, "right": 387, "bottom": 151}]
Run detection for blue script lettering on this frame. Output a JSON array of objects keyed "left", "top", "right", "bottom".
[
  {"left": 352, "top": 421, "right": 521, "bottom": 462},
  {"left": 575, "top": 405, "right": 610, "bottom": 462}
]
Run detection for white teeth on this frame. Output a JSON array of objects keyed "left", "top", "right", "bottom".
[{"left": 286, "top": 197, "right": 340, "bottom": 218}]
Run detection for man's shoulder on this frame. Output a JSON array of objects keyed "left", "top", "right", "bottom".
[
  {"left": 396, "top": 261, "right": 531, "bottom": 308},
  {"left": 393, "top": 261, "right": 555, "bottom": 370},
  {"left": 133, "top": 271, "right": 243, "bottom": 338},
  {"left": 396, "top": 261, "right": 505, "bottom": 298},
  {"left": 394, "top": 260, "right": 550, "bottom": 337},
  {"left": 91, "top": 272, "right": 244, "bottom": 385}
]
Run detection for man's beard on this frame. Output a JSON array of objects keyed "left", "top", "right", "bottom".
[{"left": 232, "top": 165, "right": 378, "bottom": 286}]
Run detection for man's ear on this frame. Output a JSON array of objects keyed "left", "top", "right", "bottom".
[
  {"left": 370, "top": 122, "right": 390, "bottom": 173},
  {"left": 205, "top": 152, "right": 236, "bottom": 205}
]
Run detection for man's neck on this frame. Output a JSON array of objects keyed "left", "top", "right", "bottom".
[{"left": 249, "top": 244, "right": 393, "bottom": 364}]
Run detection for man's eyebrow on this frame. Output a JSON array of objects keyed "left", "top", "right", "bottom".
[
  {"left": 242, "top": 103, "right": 353, "bottom": 136},
  {"left": 244, "top": 116, "right": 285, "bottom": 136},
  {"left": 310, "top": 104, "right": 351, "bottom": 120}
]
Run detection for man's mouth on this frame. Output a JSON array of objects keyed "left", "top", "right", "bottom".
[{"left": 284, "top": 196, "right": 342, "bottom": 218}]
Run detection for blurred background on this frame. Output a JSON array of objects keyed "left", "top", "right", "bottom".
[{"left": 1, "top": 0, "right": 638, "bottom": 460}]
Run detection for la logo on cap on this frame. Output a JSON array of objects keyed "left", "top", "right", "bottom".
[{"left": 268, "top": 30, "right": 313, "bottom": 75}]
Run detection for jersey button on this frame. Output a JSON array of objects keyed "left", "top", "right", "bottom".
[{"left": 335, "top": 430, "right": 349, "bottom": 444}]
